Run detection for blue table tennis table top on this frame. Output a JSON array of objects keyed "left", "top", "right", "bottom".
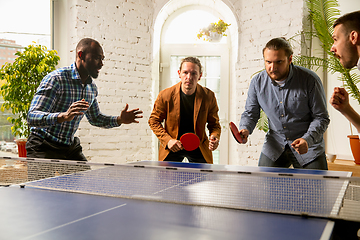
[{"left": 0, "top": 161, "right": 351, "bottom": 240}]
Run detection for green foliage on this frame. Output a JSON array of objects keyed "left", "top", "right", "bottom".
[
  {"left": 0, "top": 44, "right": 60, "bottom": 138},
  {"left": 307, "top": 0, "right": 340, "bottom": 53},
  {"left": 255, "top": 109, "right": 269, "bottom": 133}
]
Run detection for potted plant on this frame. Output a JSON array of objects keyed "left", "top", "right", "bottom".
[
  {"left": 197, "top": 19, "right": 231, "bottom": 42},
  {"left": 255, "top": 0, "right": 360, "bottom": 163},
  {"left": 0, "top": 44, "right": 60, "bottom": 157}
]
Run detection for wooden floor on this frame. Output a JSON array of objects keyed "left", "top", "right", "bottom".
[{"left": 328, "top": 159, "right": 360, "bottom": 177}]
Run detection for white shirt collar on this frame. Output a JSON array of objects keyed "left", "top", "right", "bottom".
[
  {"left": 357, "top": 58, "right": 360, "bottom": 71},
  {"left": 275, "top": 79, "right": 286, "bottom": 87}
]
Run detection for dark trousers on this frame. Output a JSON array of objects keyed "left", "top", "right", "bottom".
[
  {"left": 258, "top": 144, "right": 328, "bottom": 170},
  {"left": 25, "top": 133, "right": 89, "bottom": 181},
  {"left": 26, "top": 133, "right": 87, "bottom": 161},
  {"left": 164, "top": 148, "right": 206, "bottom": 163}
]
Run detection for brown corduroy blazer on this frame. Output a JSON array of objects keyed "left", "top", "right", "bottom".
[{"left": 148, "top": 82, "right": 221, "bottom": 163}]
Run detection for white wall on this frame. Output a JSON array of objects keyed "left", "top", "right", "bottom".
[{"left": 325, "top": 0, "right": 360, "bottom": 160}]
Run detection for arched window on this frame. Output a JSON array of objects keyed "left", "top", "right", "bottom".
[{"left": 163, "top": 9, "right": 227, "bottom": 44}]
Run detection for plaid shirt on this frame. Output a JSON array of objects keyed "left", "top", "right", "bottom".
[{"left": 28, "top": 63, "right": 119, "bottom": 145}]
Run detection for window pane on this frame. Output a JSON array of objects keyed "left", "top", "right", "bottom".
[
  {"left": 164, "top": 10, "right": 227, "bottom": 44},
  {"left": 0, "top": 0, "right": 50, "bottom": 49},
  {"left": 0, "top": 0, "right": 50, "bottom": 142}
]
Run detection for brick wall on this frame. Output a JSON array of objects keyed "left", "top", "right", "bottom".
[
  {"left": 69, "top": 0, "right": 154, "bottom": 163},
  {"left": 67, "top": 0, "right": 305, "bottom": 165}
]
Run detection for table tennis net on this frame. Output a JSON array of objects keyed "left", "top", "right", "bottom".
[{"left": 1, "top": 157, "right": 360, "bottom": 222}]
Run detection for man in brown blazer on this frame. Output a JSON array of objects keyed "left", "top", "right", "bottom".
[{"left": 149, "top": 57, "right": 221, "bottom": 163}]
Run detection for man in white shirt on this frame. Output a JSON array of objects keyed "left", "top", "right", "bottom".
[{"left": 330, "top": 11, "right": 360, "bottom": 132}]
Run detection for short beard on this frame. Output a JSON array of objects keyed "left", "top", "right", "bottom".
[
  {"left": 88, "top": 70, "right": 99, "bottom": 79},
  {"left": 342, "top": 41, "right": 358, "bottom": 69}
]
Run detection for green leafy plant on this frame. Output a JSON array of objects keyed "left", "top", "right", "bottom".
[
  {"left": 0, "top": 44, "right": 60, "bottom": 138},
  {"left": 295, "top": 0, "right": 359, "bottom": 103},
  {"left": 197, "top": 19, "right": 231, "bottom": 41},
  {"left": 256, "top": 0, "right": 360, "bottom": 133},
  {"left": 255, "top": 109, "right": 269, "bottom": 132}
]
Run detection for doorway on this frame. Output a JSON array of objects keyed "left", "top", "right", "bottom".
[{"left": 159, "top": 8, "right": 230, "bottom": 164}]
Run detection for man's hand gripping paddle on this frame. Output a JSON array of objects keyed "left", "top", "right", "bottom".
[{"left": 180, "top": 133, "right": 200, "bottom": 151}]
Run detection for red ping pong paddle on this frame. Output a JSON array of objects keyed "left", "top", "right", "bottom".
[
  {"left": 229, "top": 122, "right": 244, "bottom": 144},
  {"left": 180, "top": 133, "right": 200, "bottom": 151}
]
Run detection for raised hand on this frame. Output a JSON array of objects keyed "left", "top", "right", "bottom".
[
  {"left": 117, "top": 103, "right": 143, "bottom": 124},
  {"left": 329, "top": 87, "right": 350, "bottom": 113},
  {"left": 58, "top": 99, "right": 89, "bottom": 123}
]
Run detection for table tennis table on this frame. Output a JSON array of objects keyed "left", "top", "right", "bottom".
[{"left": 0, "top": 159, "right": 358, "bottom": 240}]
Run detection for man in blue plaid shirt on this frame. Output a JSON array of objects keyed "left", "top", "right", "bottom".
[{"left": 26, "top": 38, "right": 143, "bottom": 161}]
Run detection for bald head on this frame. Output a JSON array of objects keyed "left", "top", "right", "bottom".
[{"left": 76, "top": 38, "right": 101, "bottom": 59}]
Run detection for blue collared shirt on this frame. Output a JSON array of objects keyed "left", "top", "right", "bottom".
[
  {"left": 239, "top": 64, "right": 330, "bottom": 166},
  {"left": 27, "top": 63, "right": 120, "bottom": 145}
]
